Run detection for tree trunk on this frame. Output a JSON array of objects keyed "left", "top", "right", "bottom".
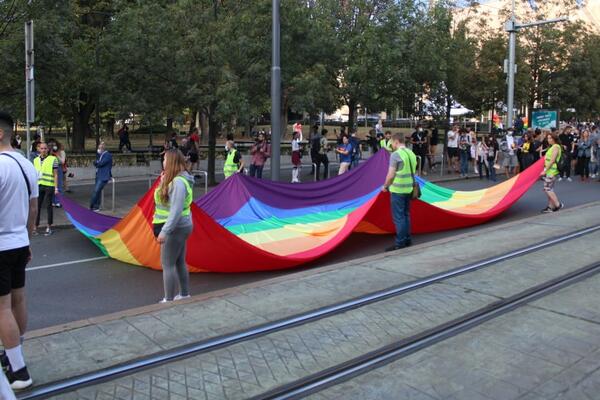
[
  {"left": 71, "top": 93, "right": 95, "bottom": 153},
  {"left": 443, "top": 94, "right": 452, "bottom": 169},
  {"left": 347, "top": 98, "right": 357, "bottom": 133},
  {"left": 207, "top": 103, "right": 219, "bottom": 186},
  {"left": 200, "top": 111, "right": 209, "bottom": 145},
  {"left": 166, "top": 117, "right": 174, "bottom": 132}
]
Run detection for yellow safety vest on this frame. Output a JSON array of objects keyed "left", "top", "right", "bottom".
[
  {"left": 545, "top": 144, "right": 561, "bottom": 177},
  {"left": 390, "top": 148, "right": 417, "bottom": 194},
  {"left": 379, "top": 139, "right": 393, "bottom": 152},
  {"left": 224, "top": 149, "right": 239, "bottom": 178},
  {"left": 153, "top": 176, "right": 193, "bottom": 224},
  {"left": 33, "top": 155, "right": 57, "bottom": 187}
]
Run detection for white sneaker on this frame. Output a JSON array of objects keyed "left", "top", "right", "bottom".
[
  {"left": 567, "top": 177, "right": 573, "bottom": 182},
  {"left": 174, "top": 294, "right": 191, "bottom": 301},
  {"left": 558, "top": 177, "right": 563, "bottom": 182},
  {"left": 158, "top": 298, "right": 172, "bottom": 304}
]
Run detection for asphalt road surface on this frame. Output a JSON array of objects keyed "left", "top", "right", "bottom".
[{"left": 26, "top": 177, "right": 599, "bottom": 330}]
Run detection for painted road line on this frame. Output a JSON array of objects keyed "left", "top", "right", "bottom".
[{"left": 27, "top": 256, "right": 108, "bottom": 271}]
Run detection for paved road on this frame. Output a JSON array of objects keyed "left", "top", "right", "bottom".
[{"left": 26, "top": 177, "right": 600, "bottom": 330}]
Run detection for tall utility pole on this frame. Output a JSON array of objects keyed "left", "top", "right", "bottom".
[
  {"left": 25, "top": 21, "right": 34, "bottom": 159},
  {"left": 505, "top": 1, "right": 567, "bottom": 128},
  {"left": 271, "top": 0, "right": 282, "bottom": 181}
]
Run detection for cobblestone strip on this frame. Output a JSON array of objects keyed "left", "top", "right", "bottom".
[{"left": 50, "top": 233, "right": 600, "bottom": 400}]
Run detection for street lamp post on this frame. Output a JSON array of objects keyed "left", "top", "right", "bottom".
[
  {"left": 505, "top": 1, "right": 567, "bottom": 128},
  {"left": 271, "top": 0, "right": 281, "bottom": 181},
  {"left": 25, "top": 21, "right": 34, "bottom": 160}
]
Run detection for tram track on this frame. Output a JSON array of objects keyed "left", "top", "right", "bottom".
[
  {"left": 253, "top": 261, "right": 600, "bottom": 400},
  {"left": 18, "top": 224, "right": 600, "bottom": 399}
]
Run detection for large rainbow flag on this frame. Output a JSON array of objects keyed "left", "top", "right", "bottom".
[{"left": 61, "top": 150, "right": 544, "bottom": 272}]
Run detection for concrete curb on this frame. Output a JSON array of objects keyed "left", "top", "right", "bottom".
[{"left": 26, "top": 200, "right": 600, "bottom": 340}]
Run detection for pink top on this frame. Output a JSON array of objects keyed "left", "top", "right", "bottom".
[{"left": 250, "top": 142, "right": 271, "bottom": 166}]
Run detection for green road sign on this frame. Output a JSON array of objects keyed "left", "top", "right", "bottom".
[{"left": 531, "top": 110, "right": 559, "bottom": 130}]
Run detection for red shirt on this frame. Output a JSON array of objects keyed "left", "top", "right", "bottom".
[{"left": 189, "top": 132, "right": 200, "bottom": 143}]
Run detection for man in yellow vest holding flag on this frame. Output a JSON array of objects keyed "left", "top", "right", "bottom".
[
  {"left": 33, "top": 142, "right": 59, "bottom": 236},
  {"left": 223, "top": 140, "right": 244, "bottom": 179},
  {"left": 381, "top": 132, "right": 417, "bottom": 252}
]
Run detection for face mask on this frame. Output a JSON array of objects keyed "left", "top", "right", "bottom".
[
  {"left": 97, "top": 149, "right": 102, "bottom": 154},
  {"left": 224, "top": 146, "right": 229, "bottom": 151},
  {"left": 52, "top": 146, "right": 58, "bottom": 151},
  {"left": 418, "top": 128, "right": 423, "bottom": 132}
]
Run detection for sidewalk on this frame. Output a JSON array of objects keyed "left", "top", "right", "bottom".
[{"left": 20, "top": 201, "right": 600, "bottom": 394}]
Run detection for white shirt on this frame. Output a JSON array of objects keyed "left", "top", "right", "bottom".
[
  {"left": 292, "top": 138, "right": 302, "bottom": 151},
  {"left": 447, "top": 130, "right": 459, "bottom": 148},
  {"left": 0, "top": 151, "right": 39, "bottom": 251}
]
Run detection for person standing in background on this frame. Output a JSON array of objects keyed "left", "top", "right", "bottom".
[
  {"left": 291, "top": 131, "right": 303, "bottom": 183},
  {"left": 0, "top": 112, "right": 38, "bottom": 390},
  {"left": 89, "top": 142, "right": 113, "bottom": 212},
  {"left": 447, "top": 125, "right": 459, "bottom": 174},
  {"left": 411, "top": 125, "right": 428, "bottom": 176},
  {"left": 33, "top": 142, "right": 59, "bottom": 236},
  {"left": 223, "top": 140, "right": 244, "bottom": 179},
  {"left": 249, "top": 132, "right": 270, "bottom": 179},
  {"left": 336, "top": 135, "right": 353, "bottom": 175}
]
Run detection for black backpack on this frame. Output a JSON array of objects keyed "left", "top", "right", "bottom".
[
  {"left": 556, "top": 146, "right": 568, "bottom": 174},
  {"left": 310, "top": 135, "right": 321, "bottom": 155}
]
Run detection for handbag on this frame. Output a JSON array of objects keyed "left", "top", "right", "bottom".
[
  {"left": 153, "top": 223, "right": 164, "bottom": 238},
  {"left": 403, "top": 149, "right": 421, "bottom": 199}
]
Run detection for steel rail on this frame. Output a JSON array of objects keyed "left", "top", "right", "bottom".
[
  {"left": 18, "top": 224, "right": 600, "bottom": 399},
  {"left": 255, "top": 262, "right": 600, "bottom": 400}
]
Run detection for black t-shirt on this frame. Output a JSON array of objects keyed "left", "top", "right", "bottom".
[
  {"left": 559, "top": 133, "right": 572, "bottom": 148},
  {"left": 310, "top": 135, "right": 321, "bottom": 156},
  {"left": 430, "top": 128, "right": 439, "bottom": 145}
]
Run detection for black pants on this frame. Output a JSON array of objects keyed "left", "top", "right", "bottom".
[
  {"left": 36, "top": 185, "right": 54, "bottom": 226},
  {"left": 119, "top": 140, "right": 132, "bottom": 152},
  {"left": 577, "top": 156, "right": 590, "bottom": 177},
  {"left": 314, "top": 154, "right": 329, "bottom": 180}
]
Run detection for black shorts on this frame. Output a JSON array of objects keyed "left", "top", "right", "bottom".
[
  {"left": 448, "top": 147, "right": 459, "bottom": 158},
  {"left": 0, "top": 246, "right": 29, "bottom": 296}
]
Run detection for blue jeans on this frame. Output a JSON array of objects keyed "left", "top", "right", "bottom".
[
  {"left": 459, "top": 151, "right": 469, "bottom": 175},
  {"left": 90, "top": 179, "right": 109, "bottom": 209},
  {"left": 391, "top": 193, "right": 411, "bottom": 247},
  {"left": 487, "top": 158, "right": 497, "bottom": 181},
  {"left": 249, "top": 164, "right": 264, "bottom": 179}
]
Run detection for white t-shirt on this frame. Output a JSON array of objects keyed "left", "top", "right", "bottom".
[
  {"left": 447, "top": 130, "right": 459, "bottom": 148},
  {"left": 0, "top": 151, "right": 39, "bottom": 251}
]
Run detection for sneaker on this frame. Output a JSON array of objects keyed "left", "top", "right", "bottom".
[
  {"left": 53, "top": 202, "right": 62, "bottom": 208},
  {"left": 174, "top": 294, "right": 191, "bottom": 301},
  {"left": 558, "top": 177, "right": 563, "bottom": 182},
  {"left": 91, "top": 208, "right": 101, "bottom": 212},
  {"left": 567, "top": 177, "right": 573, "bottom": 182},
  {"left": 6, "top": 366, "right": 33, "bottom": 390},
  {"left": 44, "top": 227, "right": 53, "bottom": 236},
  {"left": 158, "top": 298, "right": 172, "bottom": 304},
  {"left": 0, "top": 351, "right": 8, "bottom": 371},
  {"left": 556, "top": 202, "right": 564, "bottom": 211},
  {"left": 541, "top": 206, "right": 555, "bottom": 214}
]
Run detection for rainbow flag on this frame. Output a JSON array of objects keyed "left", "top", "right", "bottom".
[{"left": 61, "top": 151, "right": 544, "bottom": 272}]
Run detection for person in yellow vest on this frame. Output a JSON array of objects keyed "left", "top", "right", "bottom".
[
  {"left": 33, "top": 142, "right": 59, "bottom": 236},
  {"left": 379, "top": 130, "right": 393, "bottom": 152},
  {"left": 154, "top": 149, "right": 194, "bottom": 303},
  {"left": 541, "top": 131, "right": 564, "bottom": 213},
  {"left": 223, "top": 140, "right": 244, "bottom": 179},
  {"left": 381, "top": 132, "right": 417, "bottom": 251}
]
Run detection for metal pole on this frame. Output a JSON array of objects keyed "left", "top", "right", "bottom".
[
  {"left": 270, "top": 0, "right": 281, "bottom": 181},
  {"left": 507, "top": 21, "right": 516, "bottom": 130},
  {"left": 25, "top": 21, "right": 34, "bottom": 160}
]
